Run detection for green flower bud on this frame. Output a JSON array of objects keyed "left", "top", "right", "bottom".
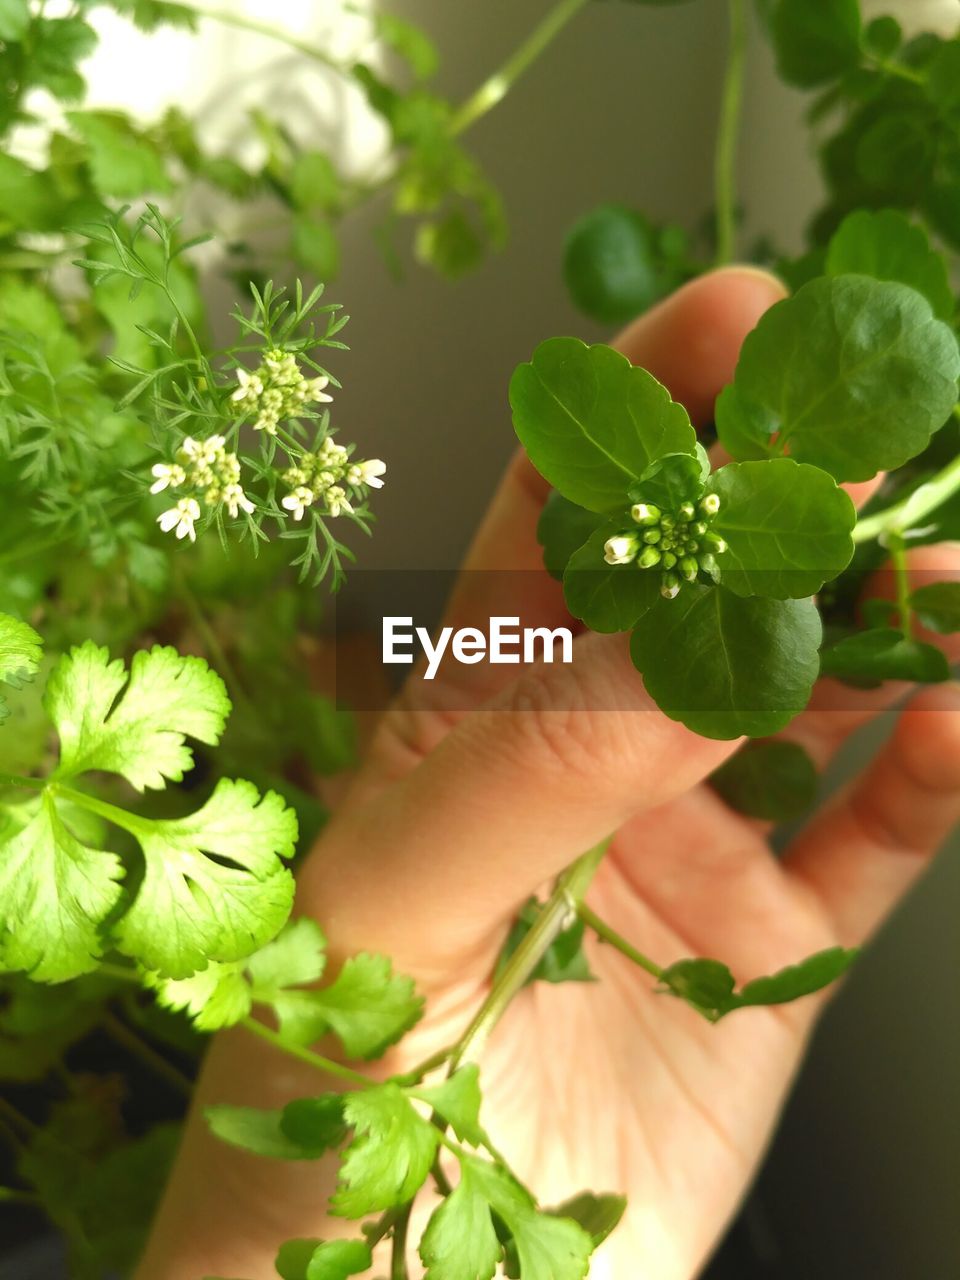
[
  {"left": 661, "top": 551, "right": 677, "bottom": 569},
  {"left": 692, "top": 521, "right": 707, "bottom": 536},
  {"left": 643, "top": 528, "right": 662, "bottom": 544},
  {"left": 680, "top": 556, "right": 699, "bottom": 582},
  {"left": 679, "top": 502, "right": 695, "bottom": 520},
  {"left": 631, "top": 502, "right": 661, "bottom": 525},
  {"left": 603, "top": 532, "right": 640, "bottom": 565},
  {"left": 660, "top": 573, "right": 681, "bottom": 600},
  {"left": 700, "top": 493, "right": 721, "bottom": 516},
  {"left": 660, "top": 515, "right": 675, "bottom": 530},
  {"left": 704, "top": 531, "right": 728, "bottom": 554},
  {"left": 637, "top": 545, "right": 662, "bottom": 569}
]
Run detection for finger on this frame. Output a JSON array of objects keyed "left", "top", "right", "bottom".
[
  {"left": 299, "top": 629, "right": 738, "bottom": 976},
  {"left": 784, "top": 682, "right": 960, "bottom": 945},
  {"left": 437, "top": 267, "right": 788, "bottom": 661},
  {"left": 778, "top": 542, "right": 960, "bottom": 771}
]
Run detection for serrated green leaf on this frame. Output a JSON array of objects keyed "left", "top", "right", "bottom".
[
  {"left": 630, "top": 588, "right": 822, "bottom": 739},
  {"left": 630, "top": 447, "right": 709, "bottom": 512},
  {"left": 332, "top": 1083, "right": 439, "bottom": 1217},
  {"left": 769, "top": 0, "right": 861, "bottom": 88},
  {"left": 46, "top": 642, "right": 230, "bottom": 791},
  {"left": 709, "top": 739, "right": 818, "bottom": 822},
  {"left": 0, "top": 794, "right": 124, "bottom": 982},
  {"left": 819, "top": 628, "right": 950, "bottom": 685},
  {"left": 247, "top": 917, "right": 327, "bottom": 993},
  {"left": 659, "top": 946, "right": 856, "bottom": 1021},
  {"left": 562, "top": 204, "right": 687, "bottom": 325},
  {"left": 114, "top": 778, "right": 297, "bottom": 978},
  {"left": 67, "top": 110, "right": 171, "bottom": 197},
  {"left": 510, "top": 338, "right": 697, "bottom": 513},
  {"left": 420, "top": 1157, "right": 502, "bottom": 1280},
  {"left": 826, "top": 210, "right": 954, "bottom": 321},
  {"left": 909, "top": 582, "right": 960, "bottom": 633},
  {"left": 562, "top": 524, "right": 662, "bottom": 633},
  {"left": 537, "top": 492, "right": 604, "bottom": 581},
  {"left": 28, "top": 15, "right": 97, "bottom": 100},
  {"left": 412, "top": 1065, "right": 484, "bottom": 1147},
  {"left": 374, "top": 11, "right": 438, "bottom": 80},
  {"left": 0, "top": 613, "right": 42, "bottom": 723},
  {"left": 280, "top": 1096, "right": 348, "bottom": 1156},
  {"left": 206, "top": 1105, "right": 329, "bottom": 1161},
  {"left": 276, "top": 953, "right": 424, "bottom": 1060},
  {"left": 148, "top": 962, "right": 252, "bottom": 1032},
  {"left": 706, "top": 459, "right": 856, "bottom": 599},
  {"left": 716, "top": 276, "right": 960, "bottom": 482}
]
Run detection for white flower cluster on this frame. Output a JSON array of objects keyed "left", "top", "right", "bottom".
[
  {"left": 151, "top": 434, "right": 255, "bottom": 542},
  {"left": 280, "top": 436, "right": 386, "bottom": 522},
  {"left": 231, "top": 349, "right": 333, "bottom": 435},
  {"left": 602, "top": 494, "right": 726, "bottom": 600}
]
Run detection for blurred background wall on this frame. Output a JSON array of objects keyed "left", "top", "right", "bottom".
[{"left": 47, "top": 1, "right": 960, "bottom": 1274}]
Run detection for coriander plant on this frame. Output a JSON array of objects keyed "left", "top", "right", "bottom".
[{"left": 1, "top": 1, "right": 959, "bottom": 1278}]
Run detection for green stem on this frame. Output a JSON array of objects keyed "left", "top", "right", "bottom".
[
  {"left": 889, "top": 535, "right": 913, "bottom": 637},
  {"left": 0, "top": 1186, "right": 39, "bottom": 1205},
  {"left": 714, "top": 0, "right": 748, "bottom": 265},
  {"left": 577, "top": 903, "right": 664, "bottom": 980},
  {"left": 0, "top": 772, "right": 45, "bottom": 793},
  {"left": 100, "top": 1009, "right": 193, "bottom": 1097},
  {"left": 390, "top": 1203, "right": 411, "bottom": 1280},
  {"left": 852, "top": 435, "right": 960, "bottom": 545},
  {"left": 49, "top": 783, "right": 150, "bottom": 838},
  {"left": 866, "top": 53, "right": 925, "bottom": 85},
  {"left": 174, "top": 572, "right": 252, "bottom": 711},
  {"left": 183, "top": 4, "right": 344, "bottom": 74},
  {"left": 448, "top": 0, "right": 592, "bottom": 137},
  {"left": 450, "top": 839, "right": 609, "bottom": 1070},
  {"left": 240, "top": 1016, "right": 374, "bottom": 1089}
]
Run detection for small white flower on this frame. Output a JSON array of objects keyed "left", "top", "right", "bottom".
[
  {"left": 305, "top": 375, "right": 334, "bottom": 404},
  {"left": 150, "top": 463, "right": 186, "bottom": 494},
  {"left": 222, "top": 484, "right": 255, "bottom": 518},
  {"left": 699, "top": 493, "right": 721, "bottom": 516},
  {"left": 348, "top": 458, "right": 386, "bottom": 489},
  {"left": 158, "top": 497, "right": 202, "bottom": 543},
  {"left": 231, "top": 367, "right": 264, "bottom": 405},
  {"left": 178, "top": 436, "right": 203, "bottom": 461},
  {"left": 281, "top": 486, "right": 315, "bottom": 521},
  {"left": 325, "top": 485, "right": 353, "bottom": 518},
  {"left": 603, "top": 533, "right": 639, "bottom": 566},
  {"left": 203, "top": 434, "right": 227, "bottom": 460}
]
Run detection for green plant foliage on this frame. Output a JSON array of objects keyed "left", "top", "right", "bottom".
[
  {"left": 909, "top": 581, "right": 960, "bottom": 633},
  {"left": 825, "top": 209, "right": 955, "bottom": 321},
  {"left": 497, "top": 901, "right": 595, "bottom": 986},
  {"left": 660, "top": 946, "right": 857, "bottom": 1021},
  {"left": 768, "top": 0, "right": 861, "bottom": 88},
  {"left": 709, "top": 739, "right": 818, "bottom": 822},
  {"left": 819, "top": 628, "right": 951, "bottom": 686}
]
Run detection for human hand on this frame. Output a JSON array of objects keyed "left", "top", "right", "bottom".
[{"left": 136, "top": 267, "right": 960, "bottom": 1280}]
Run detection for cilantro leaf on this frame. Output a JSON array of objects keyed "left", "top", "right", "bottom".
[
  {"left": 660, "top": 947, "right": 857, "bottom": 1021},
  {"left": 275, "top": 953, "right": 424, "bottom": 1060},
  {"left": 66, "top": 110, "right": 171, "bottom": 198},
  {"left": 114, "top": 778, "right": 297, "bottom": 978},
  {"left": 421, "top": 1156, "right": 593, "bottom": 1280},
  {"left": 46, "top": 642, "right": 230, "bottom": 791},
  {"left": 146, "top": 961, "right": 252, "bottom": 1032},
  {"left": 0, "top": 0, "right": 30, "bottom": 43},
  {"left": 412, "top": 1065, "right": 485, "bottom": 1147},
  {"left": 247, "top": 917, "right": 327, "bottom": 994},
  {"left": 0, "top": 793, "right": 123, "bottom": 982},
  {"left": 332, "top": 1083, "right": 439, "bottom": 1217},
  {"left": 205, "top": 1106, "right": 328, "bottom": 1161},
  {"left": 0, "top": 612, "right": 42, "bottom": 723}
]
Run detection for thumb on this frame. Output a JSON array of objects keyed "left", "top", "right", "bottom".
[{"left": 298, "top": 631, "right": 735, "bottom": 977}]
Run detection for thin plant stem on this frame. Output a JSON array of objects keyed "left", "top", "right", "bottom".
[
  {"left": 0, "top": 772, "right": 45, "bottom": 793},
  {"left": 240, "top": 1016, "right": 373, "bottom": 1089},
  {"left": 853, "top": 426, "right": 960, "bottom": 544},
  {"left": 450, "top": 839, "right": 609, "bottom": 1070},
  {"left": 577, "top": 902, "right": 664, "bottom": 980},
  {"left": 448, "top": 0, "right": 592, "bottom": 137},
  {"left": 889, "top": 535, "right": 913, "bottom": 637},
  {"left": 174, "top": 571, "right": 252, "bottom": 710},
  {"left": 183, "top": 5, "right": 344, "bottom": 74},
  {"left": 0, "top": 1186, "right": 39, "bottom": 1205},
  {"left": 100, "top": 1009, "right": 194, "bottom": 1097},
  {"left": 714, "top": 0, "right": 748, "bottom": 265},
  {"left": 390, "top": 1202, "right": 412, "bottom": 1280}
]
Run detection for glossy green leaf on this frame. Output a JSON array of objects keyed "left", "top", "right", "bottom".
[
  {"left": 304, "top": 1240, "right": 373, "bottom": 1280},
  {"left": 546, "top": 1192, "right": 627, "bottom": 1248},
  {"left": 411, "top": 1065, "right": 484, "bottom": 1147},
  {"left": 630, "top": 588, "right": 822, "bottom": 739},
  {"left": 709, "top": 739, "right": 818, "bottom": 822},
  {"left": 707, "top": 459, "right": 856, "bottom": 599},
  {"left": 497, "top": 899, "right": 595, "bottom": 987},
  {"left": 562, "top": 525, "right": 662, "bottom": 633},
  {"left": 820, "top": 628, "right": 950, "bottom": 685},
  {"left": 826, "top": 210, "right": 954, "bottom": 321},
  {"left": 510, "top": 338, "right": 697, "bottom": 512},
  {"left": 630, "top": 448, "right": 708, "bottom": 511},
  {"left": 562, "top": 205, "right": 687, "bottom": 325},
  {"left": 537, "top": 491, "right": 604, "bottom": 580},
  {"left": 280, "top": 1096, "right": 348, "bottom": 1155},
  {"left": 660, "top": 946, "right": 857, "bottom": 1021},
  {"left": 205, "top": 1105, "right": 328, "bottom": 1161},
  {"left": 769, "top": 0, "right": 861, "bottom": 88},
  {"left": 909, "top": 582, "right": 960, "bottom": 633},
  {"left": 716, "top": 276, "right": 960, "bottom": 482}
]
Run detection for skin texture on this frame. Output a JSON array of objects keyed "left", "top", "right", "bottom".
[{"left": 135, "top": 268, "right": 960, "bottom": 1280}]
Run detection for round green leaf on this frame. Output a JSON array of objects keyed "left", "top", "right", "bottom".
[
  {"left": 709, "top": 739, "right": 818, "bottom": 821},
  {"left": 706, "top": 458, "right": 856, "bottom": 599},
  {"left": 769, "top": 0, "right": 861, "bottom": 88},
  {"left": 563, "top": 525, "right": 661, "bottom": 633},
  {"left": 826, "top": 210, "right": 955, "bottom": 322},
  {"left": 630, "top": 588, "right": 822, "bottom": 739},
  {"left": 910, "top": 581, "right": 960, "bottom": 634},
  {"left": 510, "top": 337, "right": 697, "bottom": 513},
  {"left": 537, "top": 491, "right": 604, "bottom": 581},
  {"left": 820, "top": 628, "right": 950, "bottom": 685},
  {"left": 563, "top": 205, "right": 686, "bottom": 325},
  {"left": 715, "top": 276, "right": 960, "bottom": 482}
]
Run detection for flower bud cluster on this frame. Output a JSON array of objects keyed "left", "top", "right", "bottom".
[
  {"left": 603, "top": 493, "right": 727, "bottom": 599},
  {"left": 281, "top": 435, "right": 386, "bottom": 522},
  {"left": 152, "top": 434, "right": 255, "bottom": 541},
  {"left": 231, "top": 348, "right": 333, "bottom": 435}
]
